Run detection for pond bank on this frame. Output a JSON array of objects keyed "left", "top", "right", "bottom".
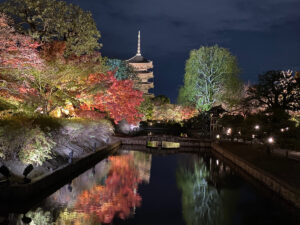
[
  {"left": 212, "top": 142, "right": 300, "bottom": 208},
  {"left": 0, "top": 141, "right": 121, "bottom": 214}
]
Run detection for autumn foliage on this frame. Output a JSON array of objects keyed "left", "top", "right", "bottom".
[
  {"left": 79, "top": 71, "right": 144, "bottom": 124},
  {"left": 0, "top": 13, "right": 42, "bottom": 69},
  {"left": 75, "top": 155, "right": 142, "bottom": 224},
  {"left": 152, "top": 104, "right": 198, "bottom": 122}
]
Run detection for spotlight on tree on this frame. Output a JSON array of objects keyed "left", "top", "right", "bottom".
[{"left": 23, "top": 164, "right": 33, "bottom": 183}]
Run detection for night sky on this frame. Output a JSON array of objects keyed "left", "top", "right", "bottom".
[{"left": 9, "top": 0, "right": 300, "bottom": 102}]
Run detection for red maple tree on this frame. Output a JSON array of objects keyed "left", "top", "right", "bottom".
[
  {"left": 0, "top": 13, "right": 42, "bottom": 69},
  {"left": 79, "top": 71, "right": 144, "bottom": 124}
]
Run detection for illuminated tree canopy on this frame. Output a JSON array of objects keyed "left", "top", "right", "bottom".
[
  {"left": 246, "top": 70, "right": 300, "bottom": 113},
  {"left": 0, "top": 0, "right": 101, "bottom": 56},
  {"left": 178, "top": 45, "right": 242, "bottom": 111},
  {"left": 78, "top": 71, "right": 144, "bottom": 124}
]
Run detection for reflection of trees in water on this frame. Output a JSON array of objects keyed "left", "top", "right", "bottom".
[
  {"left": 75, "top": 154, "right": 142, "bottom": 223},
  {"left": 177, "top": 158, "right": 222, "bottom": 225},
  {"left": 12, "top": 151, "right": 151, "bottom": 225},
  {"left": 131, "top": 151, "right": 152, "bottom": 184}
]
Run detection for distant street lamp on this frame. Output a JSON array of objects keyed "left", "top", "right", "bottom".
[
  {"left": 254, "top": 125, "right": 260, "bottom": 130},
  {"left": 226, "top": 128, "right": 232, "bottom": 135},
  {"left": 268, "top": 137, "right": 274, "bottom": 144},
  {"left": 216, "top": 134, "right": 220, "bottom": 139}
]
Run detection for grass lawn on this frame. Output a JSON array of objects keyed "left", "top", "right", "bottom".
[{"left": 218, "top": 142, "right": 300, "bottom": 195}]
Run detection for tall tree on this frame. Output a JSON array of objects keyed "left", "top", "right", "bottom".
[
  {"left": 178, "top": 45, "right": 241, "bottom": 111},
  {"left": 246, "top": 70, "right": 300, "bottom": 113},
  {"left": 0, "top": 0, "right": 101, "bottom": 56}
]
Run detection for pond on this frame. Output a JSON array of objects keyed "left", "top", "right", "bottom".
[{"left": 1, "top": 149, "right": 299, "bottom": 225}]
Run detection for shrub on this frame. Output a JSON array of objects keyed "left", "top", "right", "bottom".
[
  {"left": 0, "top": 115, "right": 57, "bottom": 165},
  {"left": 18, "top": 127, "right": 55, "bottom": 165}
]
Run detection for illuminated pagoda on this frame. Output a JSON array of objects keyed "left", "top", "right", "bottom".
[{"left": 127, "top": 31, "right": 154, "bottom": 97}]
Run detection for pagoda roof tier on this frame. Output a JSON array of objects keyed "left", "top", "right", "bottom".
[
  {"left": 138, "top": 72, "right": 154, "bottom": 79},
  {"left": 127, "top": 54, "right": 150, "bottom": 63},
  {"left": 136, "top": 82, "right": 154, "bottom": 90},
  {"left": 129, "top": 61, "right": 153, "bottom": 71}
]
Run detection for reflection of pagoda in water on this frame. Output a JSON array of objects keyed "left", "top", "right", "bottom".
[
  {"left": 127, "top": 31, "right": 154, "bottom": 97},
  {"left": 131, "top": 151, "right": 152, "bottom": 183}
]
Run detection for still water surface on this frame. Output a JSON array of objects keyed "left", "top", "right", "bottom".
[{"left": 3, "top": 150, "right": 299, "bottom": 225}]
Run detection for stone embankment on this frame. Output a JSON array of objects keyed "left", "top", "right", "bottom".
[
  {"left": 0, "top": 141, "right": 121, "bottom": 212},
  {"left": 212, "top": 142, "right": 300, "bottom": 208}
]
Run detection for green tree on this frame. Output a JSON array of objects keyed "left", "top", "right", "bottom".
[
  {"left": 139, "top": 96, "right": 154, "bottom": 121},
  {"left": 178, "top": 45, "right": 241, "bottom": 111},
  {"left": 0, "top": 0, "right": 101, "bottom": 56},
  {"left": 106, "top": 59, "right": 137, "bottom": 80}
]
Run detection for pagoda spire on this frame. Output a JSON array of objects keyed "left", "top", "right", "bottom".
[{"left": 137, "top": 30, "right": 141, "bottom": 56}]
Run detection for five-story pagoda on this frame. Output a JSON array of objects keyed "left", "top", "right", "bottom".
[{"left": 127, "top": 31, "right": 154, "bottom": 97}]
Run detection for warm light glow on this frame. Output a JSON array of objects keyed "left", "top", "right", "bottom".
[
  {"left": 285, "top": 127, "right": 289, "bottom": 131},
  {"left": 254, "top": 125, "right": 260, "bottom": 130},
  {"left": 252, "top": 134, "right": 255, "bottom": 139},
  {"left": 280, "top": 128, "right": 285, "bottom": 132},
  {"left": 216, "top": 134, "right": 220, "bottom": 139},
  {"left": 130, "top": 124, "right": 139, "bottom": 130},
  {"left": 238, "top": 131, "right": 241, "bottom": 135},
  {"left": 268, "top": 137, "right": 274, "bottom": 144},
  {"left": 216, "top": 159, "right": 219, "bottom": 165},
  {"left": 226, "top": 128, "right": 232, "bottom": 135}
]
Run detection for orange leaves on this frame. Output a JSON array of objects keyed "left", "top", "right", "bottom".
[
  {"left": 78, "top": 71, "right": 144, "bottom": 124},
  {"left": 41, "top": 41, "right": 66, "bottom": 61},
  {"left": 0, "top": 14, "right": 43, "bottom": 69},
  {"left": 75, "top": 155, "right": 142, "bottom": 224},
  {"left": 152, "top": 104, "right": 197, "bottom": 122},
  {"left": 181, "top": 106, "right": 198, "bottom": 120}
]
